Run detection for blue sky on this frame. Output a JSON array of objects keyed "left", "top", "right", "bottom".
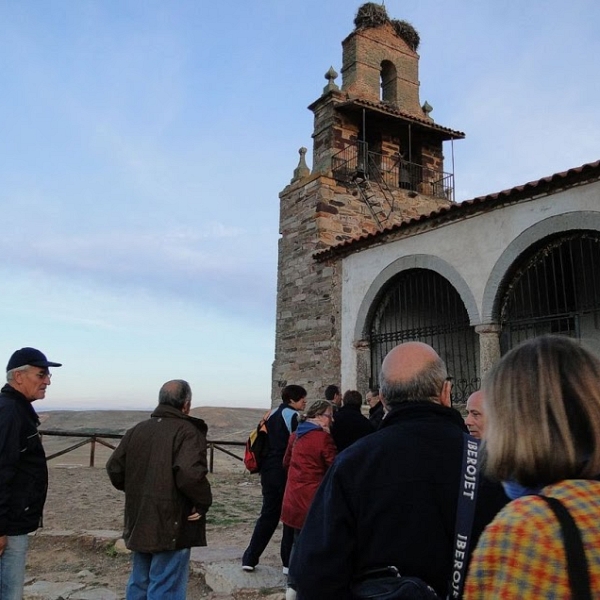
[{"left": 1, "top": 1, "right": 599, "bottom": 410}]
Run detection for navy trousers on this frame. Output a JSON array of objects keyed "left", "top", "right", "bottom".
[{"left": 242, "top": 465, "right": 294, "bottom": 568}]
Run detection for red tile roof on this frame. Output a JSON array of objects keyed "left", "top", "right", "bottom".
[{"left": 336, "top": 98, "right": 466, "bottom": 140}]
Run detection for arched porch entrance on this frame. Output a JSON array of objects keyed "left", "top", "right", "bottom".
[
  {"left": 500, "top": 231, "right": 600, "bottom": 355},
  {"left": 368, "top": 268, "right": 479, "bottom": 403}
]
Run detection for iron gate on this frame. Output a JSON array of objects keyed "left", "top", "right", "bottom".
[
  {"left": 368, "top": 268, "right": 479, "bottom": 403},
  {"left": 500, "top": 231, "right": 600, "bottom": 352}
]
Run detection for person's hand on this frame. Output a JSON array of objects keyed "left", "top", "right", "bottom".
[
  {"left": 187, "top": 507, "right": 203, "bottom": 521},
  {"left": 0, "top": 535, "right": 7, "bottom": 557}
]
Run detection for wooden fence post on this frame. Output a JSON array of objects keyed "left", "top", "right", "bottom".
[{"left": 90, "top": 436, "right": 96, "bottom": 468}]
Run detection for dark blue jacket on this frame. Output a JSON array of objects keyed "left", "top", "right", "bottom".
[
  {"left": 261, "top": 403, "right": 299, "bottom": 472},
  {"left": 0, "top": 384, "right": 48, "bottom": 536},
  {"left": 368, "top": 401, "right": 385, "bottom": 429},
  {"left": 291, "top": 401, "right": 505, "bottom": 599}
]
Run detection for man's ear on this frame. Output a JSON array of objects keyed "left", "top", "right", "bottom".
[
  {"left": 182, "top": 399, "right": 191, "bottom": 415},
  {"left": 439, "top": 380, "right": 452, "bottom": 407},
  {"left": 381, "top": 395, "right": 390, "bottom": 411}
]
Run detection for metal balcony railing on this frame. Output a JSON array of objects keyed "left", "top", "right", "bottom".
[{"left": 331, "top": 142, "right": 455, "bottom": 201}]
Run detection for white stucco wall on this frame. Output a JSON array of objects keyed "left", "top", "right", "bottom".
[{"left": 340, "top": 181, "right": 600, "bottom": 390}]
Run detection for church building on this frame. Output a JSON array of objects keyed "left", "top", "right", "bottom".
[{"left": 272, "top": 3, "right": 600, "bottom": 404}]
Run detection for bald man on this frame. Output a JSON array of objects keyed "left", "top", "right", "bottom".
[
  {"left": 289, "top": 342, "right": 504, "bottom": 600},
  {"left": 465, "top": 390, "right": 485, "bottom": 439}
]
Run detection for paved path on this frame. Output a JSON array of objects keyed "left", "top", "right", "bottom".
[{"left": 25, "top": 530, "right": 286, "bottom": 600}]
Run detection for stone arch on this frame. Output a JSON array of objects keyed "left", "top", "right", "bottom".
[
  {"left": 354, "top": 253, "right": 479, "bottom": 341},
  {"left": 482, "top": 212, "right": 600, "bottom": 322}
]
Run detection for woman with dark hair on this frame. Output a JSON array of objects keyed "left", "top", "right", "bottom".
[{"left": 465, "top": 335, "right": 600, "bottom": 597}]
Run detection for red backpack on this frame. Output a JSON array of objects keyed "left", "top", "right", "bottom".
[{"left": 243, "top": 410, "right": 272, "bottom": 473}]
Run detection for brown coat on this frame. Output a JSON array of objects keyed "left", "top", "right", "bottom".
[{"left": 106, "top": 404, "right": 212, "bottom": 553}]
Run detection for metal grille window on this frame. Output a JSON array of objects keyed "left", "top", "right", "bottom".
[
  {"left": 368, "top": 268, "right": 479, "bottom": 403},
  {"left": 500, "top": 231, "right": 600, "bottom": 352}
]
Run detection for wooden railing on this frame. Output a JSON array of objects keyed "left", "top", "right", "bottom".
[{"left": 39, "top": 430, "right": 245, "bottom": 473}]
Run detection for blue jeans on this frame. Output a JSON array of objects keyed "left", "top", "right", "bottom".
[
  {"left": 0, "top": 534, "right": 29, "bottom": 600},
  {"left": 126, "top": 548, "right": 190, "bottom": 600}
]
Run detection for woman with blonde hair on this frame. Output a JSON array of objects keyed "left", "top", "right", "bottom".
[
  {"left": 465, "top": 335, "right": 600, "bottom": 598},
  {"left": 281, "top": 400, "right": 337, "bottom": 534},
  {"left": 281, "top": 399, "right": 336, "bottom": 600}
]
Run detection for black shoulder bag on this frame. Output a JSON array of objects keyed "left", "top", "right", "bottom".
[
  {"left": 350, "top": 433, "right": 480, "bottom": 600},
  {"left": 538, "top": 495, "right": 592, "bottom": 600}
]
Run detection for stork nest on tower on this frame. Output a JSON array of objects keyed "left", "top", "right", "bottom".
[
  {"left": 391, "top": 19, "right": 420, "bottom": 51},
  {"left": 353, "top": 3, "right": 420, "bottom": 51},
  {"left": 354, "top": 2, "right": 388, "bottom": 29}
]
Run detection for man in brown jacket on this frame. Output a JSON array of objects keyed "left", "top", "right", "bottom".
[{"left": 107, "top": 379, "right": 212, "bottom": 600}]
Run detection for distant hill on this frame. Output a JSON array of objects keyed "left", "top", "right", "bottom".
[{"left": 38, "top": 407, "right": 268, "bottom": 442}]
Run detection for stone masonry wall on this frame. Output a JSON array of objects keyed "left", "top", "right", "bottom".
[
  {"left": 310, "top": 90, "right": 347, "bottom": 175},
  {"left": 317, "top": 183, "right": 450, "bottom": 245},
  {"left": 272, "top": 175, "right": 342, "bottom": 404},
  {"left": 272, "top": 170, "right": 451, "bottom": 405},
  {"left": 341, "top": 23, "right": 428, "bottom": 120}
]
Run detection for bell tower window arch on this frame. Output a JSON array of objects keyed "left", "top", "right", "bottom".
[{"left": 380, "top": 60, "right": 397, "bottom": 104}]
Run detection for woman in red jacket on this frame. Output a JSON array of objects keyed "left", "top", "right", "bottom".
[
  {"left": 281, "top": 400, "right": 336, "bottom": 599},
  {"left": 281, "top": 400, "right": 337, "bottom": 532}
]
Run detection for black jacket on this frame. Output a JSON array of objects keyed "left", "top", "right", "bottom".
[
  {"left": 0, "top": 384, "right": 48, "bottom": 536},
  {"left": 330, "top": 404, "right": 374, "bottom": 452},
  {"left": 368, "top": 401, "right": 385, "bottom": 429},
  {"left": 106, "top": 404, "right": 212, "bottom": 553},
  {"left": 291, "top": 401, "right": 505, "bottom": 599}
]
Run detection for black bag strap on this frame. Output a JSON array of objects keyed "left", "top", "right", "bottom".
[
  {"left": 447, "top": 433, "right": 480, "bottom": 599},
  {"left": 538, "top": 495, "right": 592, "bottom": 600}
]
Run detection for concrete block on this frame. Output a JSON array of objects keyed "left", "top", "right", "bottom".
[
  {"left": 200, "top": 562, "right": 286, "bottom": 595},
  {"left": 190, "top": 545, "right": 242, "bottom": 564}
]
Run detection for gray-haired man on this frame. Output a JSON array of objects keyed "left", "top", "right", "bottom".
[
  {"left": 107, "top": 379, "right": 212, "bottom": 600},
  {"left": 0, "top": 347, "right": 62, "bottom": 600}
]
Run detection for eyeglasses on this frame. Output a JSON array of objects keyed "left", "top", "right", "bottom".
[
  {"left": 34, "top": 371, "right": 52, "bottom": 380},
  {"left": 323, "top": 413, "right": 334, "bottom": 420}
]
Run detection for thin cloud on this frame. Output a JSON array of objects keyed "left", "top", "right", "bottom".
[{"left": 0, "top": 223, "right": 276, "bottom": 321}]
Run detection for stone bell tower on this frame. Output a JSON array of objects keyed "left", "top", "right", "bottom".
[{"left": 271, "top": 3, "right": 465, "bottom": 403}]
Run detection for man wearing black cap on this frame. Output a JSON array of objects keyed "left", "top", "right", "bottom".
[{"left": 0, "top": 347, "right": 62, "bottom": 600}]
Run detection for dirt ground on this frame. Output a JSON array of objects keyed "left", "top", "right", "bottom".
[{"left": 28, "top": 446, "right": 283, "bottom": 599}]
